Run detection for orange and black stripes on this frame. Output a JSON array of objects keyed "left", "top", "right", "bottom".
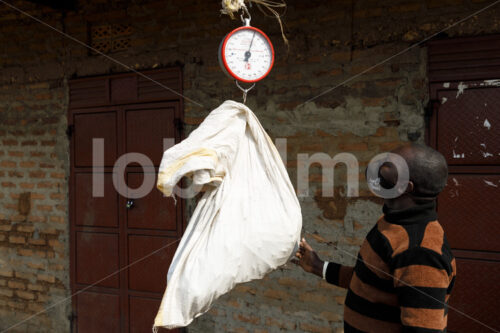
[{"left": 325, "top": 201, "right": 456, "bottom": 333}]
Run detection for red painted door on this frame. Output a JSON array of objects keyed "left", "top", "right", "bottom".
[
  {"left": 69, "top": 70, "right": 184, "bottom": 332},
  {"left": 429, "top": 81, "right": 500, "bottom": 332}
]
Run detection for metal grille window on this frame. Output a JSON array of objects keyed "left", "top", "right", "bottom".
[{"left": 89, "top": 23, "right": 133, "bottom": 54}]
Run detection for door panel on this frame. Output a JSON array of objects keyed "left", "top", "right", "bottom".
[
  {"left": 77, "top": 292, "right": 120, "bottom": 333},
  {"left": 76, "top": 232, "right": 120, "bottom": 288},
  {"left": 437, "top": 88, "right": 500, "bottom": 165},
  {"left": 129, "top": 297, "right": 180, "bottom": 333},
  {"left": 440, "top": 175, "right": 500, "bottom": 252},
  {"left": 446, "top": 259, "right": 500, "bottom": 333},
  {"left": 74, "top": 112, "right": 117, "bottom": 167},
  {"left": 127, "top": 235, "right": 177, "bottom": 293},
  {"left": 129, "top": 297, "right": 160, "bottom": 333},
  {"left": 126, "top": 108, "right": 176, "bottom": 166},
  {"left": 75, "top": 173, "right": 118, "bottom": 227},
  {"left": 127, "top": 172, "right": 177, "bottom": 231}
]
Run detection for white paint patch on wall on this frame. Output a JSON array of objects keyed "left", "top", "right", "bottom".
[
  {"left": 484, "top": 118, "right": 491, "bottom": 130},
  {"left": 482, "top": 151, "right": 494, "bottom": 158},
  {"left": 482, "top": 79, "right": 500, "bottom": 86},
  {"left": 484, "top": 180, "right": 498, "bottom": 188},
  {"left": 453, "top": 150, "right": 465, "bottom": 159},
  {"left": 456, "top": 82, "right": 468, "bottom": 98}
]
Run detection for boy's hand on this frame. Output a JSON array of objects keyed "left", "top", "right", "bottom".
[{"left": 293, "top": 237, "right": 324, "bottom": 278}]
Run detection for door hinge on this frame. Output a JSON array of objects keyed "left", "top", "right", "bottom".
[
  {"left": 69, "top": 311, "right": 77, "bottom": 333},
  {"left": 66, "top": 124, "right": 75, "bottom": 139},
  {"left": 174, "top": 118, "right": 183, "bottom": 132}
]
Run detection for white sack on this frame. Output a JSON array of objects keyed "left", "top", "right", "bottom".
[{"left": 153, "top": 100, "right": 302, "bottom": 329}]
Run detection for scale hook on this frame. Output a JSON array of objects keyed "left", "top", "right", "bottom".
[{"left": 235, "top": 80, "right": 255, "bottom": 104}]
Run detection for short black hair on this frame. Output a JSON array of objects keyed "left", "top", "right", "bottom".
[{"left": 405, "top": 144, "right": 448, "bottom": 197}]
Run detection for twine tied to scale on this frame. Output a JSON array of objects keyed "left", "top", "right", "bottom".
[{"left": 221, "top": 0, "right": 289, "bottom": 46}]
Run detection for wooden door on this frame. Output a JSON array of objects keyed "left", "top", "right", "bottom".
[
  {"left": 428, "top": 36, "right": 500, "bottom": 333},
  {"left": 69, "top": 69, "right": 184, "bottom": 332},
  {"left": 429, "top": 86, "right": 500, "bottom": 333},
  {"left": 429, "top": 83, "right": 500, "bottom": 332}
]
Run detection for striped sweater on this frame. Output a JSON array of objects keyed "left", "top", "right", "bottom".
[{"left": 326, "top": 201, "right": 456, "bottom": 332}]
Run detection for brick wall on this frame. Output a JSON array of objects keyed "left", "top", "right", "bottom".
[
  {"left": 0, "top": 78, "right": 70, "bottom": 331},
  {"left": 1, "top": 0, "right": 500, "bottom": 332}
]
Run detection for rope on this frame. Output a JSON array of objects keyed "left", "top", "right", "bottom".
[{"left": 221, "top": 0, "right": 289, "bottom": 46}]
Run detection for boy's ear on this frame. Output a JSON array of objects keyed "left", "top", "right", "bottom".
[{"left": 403, "top": 180, "right": 414, "bottom": 194}]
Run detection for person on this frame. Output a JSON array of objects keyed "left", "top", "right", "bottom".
[{"left": 294, "top": 143, "right": 456, "bottom": 332}]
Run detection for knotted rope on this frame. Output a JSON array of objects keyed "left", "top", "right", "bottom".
[{"left": 221, "top": 0, "right": 288, "bottom": 46}]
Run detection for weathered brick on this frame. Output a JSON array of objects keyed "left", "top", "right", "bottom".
[
  {"left": 0, "top": 288, "right": 14, "bottom": 297},
  {"left": 320, "top": 311, "right": 342, "bottom": 322},
  {"left": 299, "top": 292, "right": 328, "bottom": 304},
  {"left": 48, "top": 239, "right": 63, "bottom": 250},
  {"left": 264, "top": 289, "right": 288, "bottom": 300},
  {"left": 27, "top": 262, "right": 45, "bottom": 270},
  {"left": 8, "top": 151, "right": 23, "bottom": 157},
  {"left": 388, "top": 3, "right": 422, "bottom": 12},
  {"left": 20, "top": 183, "right": 35, "bottom": 189},
  {"left": 9, "top": 236, "right": 25, "bottom": 244},
  {"left": 17, "top": 224, "right": 35, "bottom": 232},
  {"left": 17, "top": 248, "right": 33, "bottom": 256},
  {"left": 266, "top": 317, "right": 296, "bottom": 330},
  {"left": 21, "top": 140, "right": 37, "bottom": 146},
  {"left": 0, "top": 161, "right": 16, "bottom": 168},
  {"left": 27, "top": 284, "right": 44, "bottom": 292},
  {"left": 50, "top": 172, "right": 65, "bottom": 179},
  {"left": 8, "top": 170, "right": 23, "bottom": 178},
  {"left": 16, "top": 290, "right": 35, "bottom": 300},
  {"left": 335, "top": 296, "right": 346, "bottom": 306},
  {"left": 338, "top": 142, "right": 368, "bottom": 151},
  {"left": 7, "top": 281, "right": 25, "bottom": 290},
  {"left": 41, "top": 140, "right": 56, "bottom": 146},
  {"left": 0, "top": 224, "right": 12, "bottom": 232},
  {"left": 8, "top": 300, "right": 25, "bottom": 310},
  {"left": 28, "top": 215, "right": 46, "bottom": 223},
  {"left": 37, "top": 274, "right": 55, "bottom": 283},
  {"left": 0, "top": 269, "right": 13, "bottom": 278},
  {"left": 28, "top": 238, "right": 46, "bottom": 246},
  {"left": 2, "top": 139, "right": 18, "bottom": 146},
  {"left": 30, "top": 193, "right": 44, "bottom": 200},
  {"left": 278, "top": 277, "right": 306, "bottom": 288},
  {"left": 300, "top": 322, "right": 331, "bottom": 333},
  {"left": 11, "top": 215, "right": 27, "bottom": 222},
  {"left": 27, "top": 302, "right": 45, "bottom": 312},
  {"left": 234, "top": 313, "right": 260, "bottom": 325},
  {"left": 19, "top": 161, "right": 35, "bottom": 168},
  {"left": 48, "top": 264, "right": 64, "bottom": 271},
  {"left": 36, "top": 205, "right": 52, "bottom": 212},
  {"left": 29, "top": 171, "right": 46, "bottom": 178}
]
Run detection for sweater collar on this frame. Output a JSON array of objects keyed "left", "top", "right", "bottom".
[{"left": 383, "top": 201, "right": 438, "bottom": 225}]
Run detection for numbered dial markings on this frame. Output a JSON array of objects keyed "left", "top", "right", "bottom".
[{"left": 221, "top": 27, "right": 274, "bottom": 82}]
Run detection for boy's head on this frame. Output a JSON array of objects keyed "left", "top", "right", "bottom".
[{"left": 379, "top": 143, "right": 448, "bottom": 199}]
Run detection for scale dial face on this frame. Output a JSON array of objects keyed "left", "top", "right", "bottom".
[{"left": 219, "top": 26, "right": 275, "bottom": 83}]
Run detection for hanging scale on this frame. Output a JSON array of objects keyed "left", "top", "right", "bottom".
[{"left": 218, "top": 6, "right": 275, "bottom": 103}]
